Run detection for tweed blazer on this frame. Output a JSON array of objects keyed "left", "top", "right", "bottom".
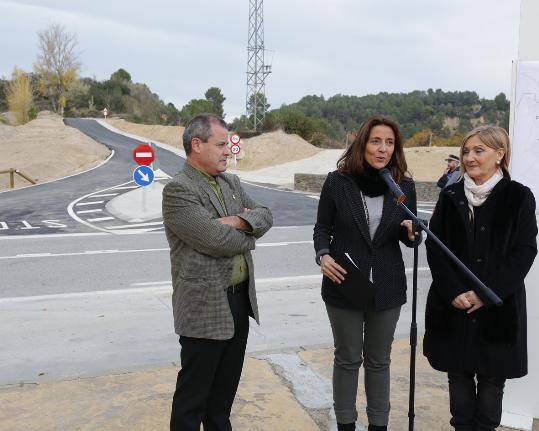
[
  {"left": 162, "top": 163, "right": 273, "bottom": 340},
  {"left": 313, "top": 170, "right": 417, "bottom": 311}
]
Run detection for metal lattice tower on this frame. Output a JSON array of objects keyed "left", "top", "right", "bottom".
[{"left": 246, "top": 0, "right": 271, "bottom": 131}]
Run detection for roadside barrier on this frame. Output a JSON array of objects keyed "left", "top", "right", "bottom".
[{"left": 0, "top": 168, "right": 37, "bottom": 188}]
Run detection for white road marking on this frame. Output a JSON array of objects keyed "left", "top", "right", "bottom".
[
  {"left": 132, "top": 281, "right": 171, "bottom": 287},
  {"left": 68, "top": 180, "right": 136, "bottom": 234},
  {"left": 257, "top": 240, "right": 313, "bottom": 247},
  {"left": 20, "top": 221, "right": 39, "bottom": 230},
  {"left": 417, "top": 209, "right": 433, "bottom": 215},
  {"left": 0, "top": 232, "right": 113, "bottom": 240},
  {"left": 91, "top": 193, "right": 119, "bottom": 198},
  {"left": 76, "top": 209, "right": 103, "bottom": 214},
  {"left": 86, "top": 216, "right": 115, "bottom": 222},
  {"left": 0, "top": 248, "right": 170, "bottom": 260},
  {"left": 113, "top": 185, "right": 139, "bottom": 190},
  {"left": 15, "top": 253, "right": 52, "bottom": 258},
  {"left": 76, "top": 201, "right": 105, "bottom": 206},
  {"left": 271, "top": 225, "right": 313, "bottom": 229},
  {"left": 104, "top": 221, "right": 163, "bottom": 230}
]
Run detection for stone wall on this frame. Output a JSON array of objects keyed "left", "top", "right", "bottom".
[
  {"left": 294, "top": 173, "right": 441, "bottom": 202},
  {"left": 293, "top": 173, "right": 327, "bottom": 194}
]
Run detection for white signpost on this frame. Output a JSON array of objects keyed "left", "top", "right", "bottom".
[
  {"left": 229, "top": 133, "right": 241, "bottom": 167},
  {"left": 502, "top": 0, "right": 539, "bottom": 428}
]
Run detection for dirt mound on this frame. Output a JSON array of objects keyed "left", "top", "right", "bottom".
[
  {"left": 105, "top": 119, "right": 184, "bottom": 149},
  {"left": 105, "top": 120, "right": 322, "bottom": 172},
  {"left": 235, "top": 130, "right": 321, "bottom": 170},
  {"left": 0, "top": 113, "right": 110, "bottom": 191},
  {"left": 405, "top": 146, "right": 457, "bottom": 182}
]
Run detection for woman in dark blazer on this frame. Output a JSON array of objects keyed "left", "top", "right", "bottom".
[
  {"left": 424, "top": 125, "right": 537, "bottom": 431},
  {"left": 314, "top": 115, "right": 417, "bottom": 431}
]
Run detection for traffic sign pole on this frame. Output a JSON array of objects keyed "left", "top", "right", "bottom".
[{"left": 230, "top": 143, "right": 241, "bottom": 168}]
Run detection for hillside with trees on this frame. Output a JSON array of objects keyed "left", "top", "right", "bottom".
[
  {"left": 253, "top": 90, "right": 510, "bottom": 148},
  {"left": 1, "top": 23, "right": 510, "bottom": 148}
]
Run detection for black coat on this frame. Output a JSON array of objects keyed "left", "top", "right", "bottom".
[
  {"left": 313, "top": 171, "right": 417, "bottom": 311},
  {"left": 423, "top": 178, "right": 537, "bottom": 378}
]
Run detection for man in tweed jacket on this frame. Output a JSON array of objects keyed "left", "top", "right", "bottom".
[{"left": 163, "top": 114, "right": 273, "bottom": 431}]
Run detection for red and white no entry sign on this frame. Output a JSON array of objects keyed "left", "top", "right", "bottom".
[
  {"left": 230, "top": 133, "right": 241, "bottom": 145},
  {"left": 133, "top": 144, "right": 155, "bottom": 166},
  {"left": 230, "top": 144, "right": 241, "bottom": 155}
]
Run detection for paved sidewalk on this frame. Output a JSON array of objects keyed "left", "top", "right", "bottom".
[{"left": 2, "top": 337, "right": 536, "bottom": 431}]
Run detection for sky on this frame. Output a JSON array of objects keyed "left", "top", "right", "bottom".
[{"left": 0, "top": 0, "right": 522, "bottom": 119}]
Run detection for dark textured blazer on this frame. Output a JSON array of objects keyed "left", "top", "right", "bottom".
[
  {"left": 313, "top": 170, "right": 417, "bottom": 311},
  {"left": 423, "top": 178, "right": 537, "bottom": 378},
  {"left": 162, "top": 163, "right": 273, "bottom": 340}
]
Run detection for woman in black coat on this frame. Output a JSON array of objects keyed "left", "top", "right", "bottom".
[
  {"left": 424, "top": 125, "right": 537, "bottom": 431},
  {"left": 314, "top": 115, "right": 417, "bottom": 431}
]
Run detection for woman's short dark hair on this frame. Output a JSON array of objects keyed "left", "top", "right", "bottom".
[{"left": 337, "top": 115, "right": 409, "bottom": 183}]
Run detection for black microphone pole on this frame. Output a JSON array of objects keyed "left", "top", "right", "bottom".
[{"left": 408, "top": 219, "right": 421, "bottom": 431}]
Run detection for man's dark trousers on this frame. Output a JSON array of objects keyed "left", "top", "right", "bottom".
[{"left": 170, "top": 281, "right": 251, "bottom": 431}]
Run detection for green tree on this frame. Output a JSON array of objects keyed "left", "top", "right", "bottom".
[
  {"left": 33, "top": 23, "right": 80, "bottom": 114},
  {"left": 165, "top": 102, "right": 181, "bottom": 125},
  {"left": 494, "top": 92, "right": 509, "bottom": 111},
  {"left": 204, "top": 87, "right": 226, "bottom": 118},
  {"left": 64, "top": 79, "right": 90, "bottom": 116},
  {"left": 179, "top": 99, "right": 213, "bottom": 125},
  {"left": 110, "top": 68, "right": 132, "bottom": 83},
  {"left": 247, "top": 92, "right": 270, "bottom": 127}
]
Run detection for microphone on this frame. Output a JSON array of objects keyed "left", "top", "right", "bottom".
[{"left": 379, "top": 168, "right": 406, "bottom": 203}]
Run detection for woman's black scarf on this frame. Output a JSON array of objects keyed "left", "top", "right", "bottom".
[{"left": 354, "top": 165, "right": 388, "bottom": 197}]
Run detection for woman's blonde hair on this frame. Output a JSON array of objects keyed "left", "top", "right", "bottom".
[{"left": 460, "top": 125, "right": 511, "bottom": 177}]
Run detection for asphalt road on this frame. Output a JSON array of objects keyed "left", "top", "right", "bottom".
[
  {"left": 0, "top": 121, "right": 435, "bottom": 384},
  {"left": 0, "top": 119, "right": 319, "bottom": 236},
  {"left": 0, "top": 225, "right": 432, "bottom": 384}
]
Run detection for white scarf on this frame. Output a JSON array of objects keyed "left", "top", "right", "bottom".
[{"left": 463, "top": 169, "right": 504, "bottom": 207}]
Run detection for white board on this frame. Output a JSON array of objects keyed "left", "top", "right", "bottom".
[
  {"left": 502, "top": 2, "right": 539, "bottom": 426},
  {"left": 511, "top": 61, "right": 539, "bottom": 212}
]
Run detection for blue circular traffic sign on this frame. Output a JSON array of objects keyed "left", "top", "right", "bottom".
[{"left": 133, "top": 165, "right": 155, "bottom": 187}]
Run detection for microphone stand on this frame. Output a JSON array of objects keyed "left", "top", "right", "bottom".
[{"left": 408, "top": 220, "right": 422, "bottom": 431}]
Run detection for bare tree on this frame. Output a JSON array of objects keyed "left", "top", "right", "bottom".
[
  {"left": 34, "top": 23, "right": 80, "bottom": 114},
  {"left": 7, "top": 68, "right": 33, "bottom": 124}
]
